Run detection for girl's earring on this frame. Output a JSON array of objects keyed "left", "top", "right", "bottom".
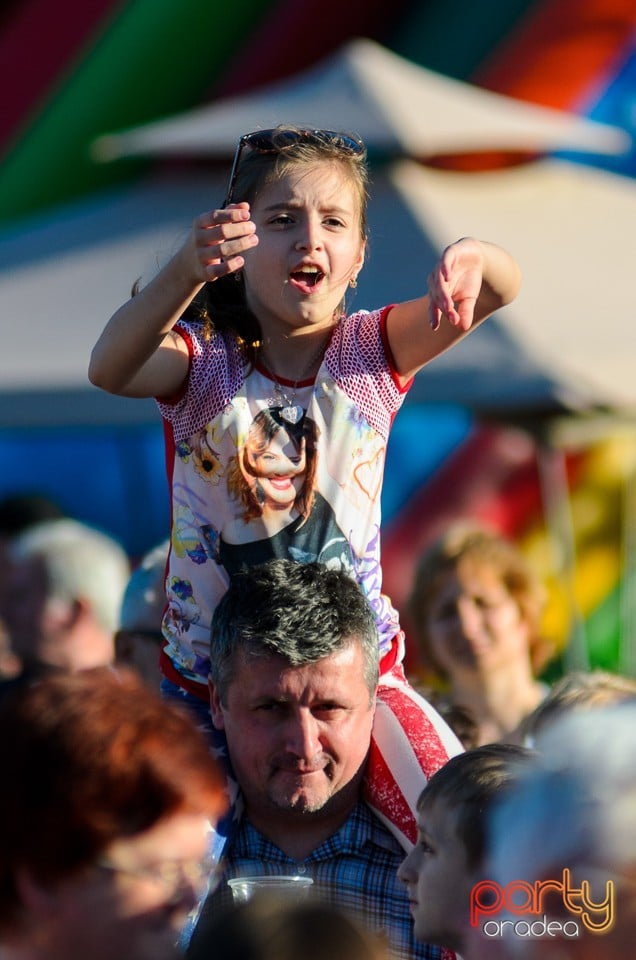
[{"left": 349, "top": 275, "right": 358, "bottom": 289}]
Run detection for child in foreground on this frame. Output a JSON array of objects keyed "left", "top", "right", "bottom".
[
  {"left": 89, "top": 126, "right": 522, "bottom": 847},
  {"left": 398, "top": 743, "right": 533, "bottom": 956}
]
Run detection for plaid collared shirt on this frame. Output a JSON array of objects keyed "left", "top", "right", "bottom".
[{"left": 188, "top": 802, "right": 448, "bottom": 960}]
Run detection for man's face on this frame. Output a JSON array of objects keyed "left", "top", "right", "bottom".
[
  {"left": 209, "top": 642, "right": 376, "bottom": 828},
  {"left": 398, "top": 799, "right": 473, "bottom": 953}
]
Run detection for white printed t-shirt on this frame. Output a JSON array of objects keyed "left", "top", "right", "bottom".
[{"left": 157, "top": 305, "right": 411, "bottom": 691}]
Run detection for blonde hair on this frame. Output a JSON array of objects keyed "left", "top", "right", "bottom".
[{"left": 408, "top": 522, "right": 553, "bottom": 679}]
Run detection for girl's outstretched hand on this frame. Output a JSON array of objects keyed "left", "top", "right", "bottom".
[
  {"left": 188, "top": 202, "right": 259, "bottom": 281},
  {"left": 427, "top": 237, "right": 485, "bottom": 332}
]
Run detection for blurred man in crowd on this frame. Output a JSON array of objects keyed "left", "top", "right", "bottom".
[{"left": 2, "top": 518, "right": 130, "bottom": 681}]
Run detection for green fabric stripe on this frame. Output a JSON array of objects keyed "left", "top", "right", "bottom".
[
  {"left": 0, "top": 0, "right": 271, "bottom": 224},
  {"left": 390, "top": 0, "right": 537, "bottom": 79}
]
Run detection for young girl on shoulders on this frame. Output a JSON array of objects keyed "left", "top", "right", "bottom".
[{"left": 90, "top": 126, "right": 521, "bottom": 847}]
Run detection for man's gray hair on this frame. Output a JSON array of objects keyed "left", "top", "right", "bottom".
[
  {"left": 13, "top": 518, "right": 130, "bottom": 635},
  {"left": 210, "top": 560, "right": 379, "bottom": 701}
]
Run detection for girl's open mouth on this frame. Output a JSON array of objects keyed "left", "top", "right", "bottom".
[{"left": 289, "top": 267, "right": 324, "bottom": 294}]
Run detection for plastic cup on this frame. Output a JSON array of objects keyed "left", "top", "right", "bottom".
[{"left": 227, "top": 875, "right": 314, "bottom": 903}]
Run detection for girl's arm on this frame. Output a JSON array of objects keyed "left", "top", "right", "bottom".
[
  {"left": 385, "top": 238, "right": 522, "bottom": 386},
  {"left": 88, "top": 204, "right": 258, "bottom": 398}
]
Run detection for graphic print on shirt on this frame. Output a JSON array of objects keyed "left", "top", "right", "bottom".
[
  {"left": 158, "top": 311, "right": 406, "bottom": 685},
  {"left": 220, "top": 406, "right": 353, "bottom": 573}
]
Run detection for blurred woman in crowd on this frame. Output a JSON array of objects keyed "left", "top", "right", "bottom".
[
  {"left": 408, "top": 523, "right": 554, "bottom": 745},
  {"left": 0, "top": 668, "right": 226, "bottom": 960}
]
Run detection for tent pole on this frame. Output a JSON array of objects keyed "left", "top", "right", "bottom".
[
  {"left": 536, "top": 439, "right": 589, "bottom": 673},
  {"left": 619, "top": 445, "right": 636, "bottom": 677}
]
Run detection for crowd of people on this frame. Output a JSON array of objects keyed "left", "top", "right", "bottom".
[{"left": 1, "top": 125, "right": 635, "bottom": 960}]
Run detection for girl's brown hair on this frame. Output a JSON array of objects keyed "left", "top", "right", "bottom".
[{"left": 185, "top": 125, "right": 370, "bottom": 347}]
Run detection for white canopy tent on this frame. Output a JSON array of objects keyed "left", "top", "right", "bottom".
[
  {"left": 390, "top": 157, "right": 636, "bottom": 413},
  {"left": 0, "top": 175, "right": 220, "bottom": 427},
  {"left": 382, "top": 157, "right": 636, "bottom": 673},
  {"left": 93, "top": 38, "right": 629, "bottom": 162}
]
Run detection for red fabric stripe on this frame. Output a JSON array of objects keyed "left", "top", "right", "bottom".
[
  {"left": 472, "top": 0, "right": 636, "bottom": 109},
  {"left": 379, "top": 633, "right": 402, "bottom": 676},
  {"left": 159, "top": 648, "right": 209, "bottom": 698},
  {"left": 365, "top": 736, "right": 417, "bottom": 846},
  {"left": 0, "top": 0, "right": 121, "bottom": 154},
  {"left": 377, "top": 682, "right": 450, "bottom": 779}
]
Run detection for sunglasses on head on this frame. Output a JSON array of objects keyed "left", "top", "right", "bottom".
[{"left": 223, "top": 128, "right": 366, "bottom": 206}]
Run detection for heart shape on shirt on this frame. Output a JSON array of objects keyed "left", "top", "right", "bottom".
[{"left": 353, "top": 448, "right": 385, "bottom": 500}]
